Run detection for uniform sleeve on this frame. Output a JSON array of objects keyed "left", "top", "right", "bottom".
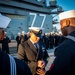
[
  {"left": 18, "top": 44, "right": 25, "bottom": 60},
  {"left": 45, "top": 46, "right": 72, "bottom": 75},
  {"left": 15, "top": 58, "right": 32, "bottom": 75},
  {"left": 7, "top": 37, "right": 11, "bottom": 43}
]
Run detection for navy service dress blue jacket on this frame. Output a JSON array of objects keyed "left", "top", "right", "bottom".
[
  {"left": 45, "top": 31, "right": 75, "bottom": 75},
  {"left": 0, "top": 50, "right": 32, "bottom": 75}
]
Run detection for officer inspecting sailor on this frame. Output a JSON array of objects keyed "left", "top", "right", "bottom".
[{"left": 18, "top": 27, "right": 45, "bottom": 75}]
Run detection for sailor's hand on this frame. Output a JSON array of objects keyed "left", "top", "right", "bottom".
[
  {"left": 36, "top": 68, "right": 46, "bottom": 75},
  {"left": 38, "top": 60, "right": 45, "bottom": 69}
]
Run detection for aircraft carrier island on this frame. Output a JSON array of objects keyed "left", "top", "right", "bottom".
[{"left": 0, "top": 0, "right": 63, "bottom": 39}]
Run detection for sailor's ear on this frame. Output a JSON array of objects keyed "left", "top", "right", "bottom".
[
  {"left": 66, "top": 19, "right": 70, "bottom": 27},
  {"left": 0, "top": 30, "right": 5, "bottom": 40},
  {"left": 60, "top": 19, "right": 70, "bottom": 29}
]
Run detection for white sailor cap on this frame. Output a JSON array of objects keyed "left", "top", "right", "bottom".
[
  {"left": 29, "top": 27, "right": 44, "bottom": 37},
  {"left": 0, "top": 13, "right": 11, "bottom": 28},
  {"left": 22, "top": 31, "right": 25, "bottom": 34},
  {"left": 18, "top": 32, "right": 21, "bottom": 35},
  {"left": 59, "top": 10, "right": 75, "bottom": 20}
]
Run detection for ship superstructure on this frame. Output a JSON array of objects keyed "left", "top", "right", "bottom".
[{"left": 0, "top": 0, "right": 63, "bottom": 39}]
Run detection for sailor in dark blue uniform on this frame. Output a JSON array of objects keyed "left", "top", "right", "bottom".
[
  {"left": 0, "top": 32, "right": 11, "bottom": 54},
  {"left": 36, "top": 10, "right": 75, "bottom": 75},
  {"left": 0, "top": 14, "right": 32, "bottom": 75},
  {"left": 16, "top": 32, "right": 21, "bottom": 51}
]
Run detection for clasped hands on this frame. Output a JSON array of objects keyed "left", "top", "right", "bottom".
[{"left": 36, "top": 60, "right": 46, "bottom": 75}]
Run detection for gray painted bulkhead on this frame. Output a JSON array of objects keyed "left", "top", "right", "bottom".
[{"left": 0, "top": 0, "right": 53, "bottom": 39}]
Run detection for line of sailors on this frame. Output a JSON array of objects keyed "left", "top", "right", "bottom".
[
  {"left": 16, "top": 31, "right": 29, "bottom": 51},
  {"left": 16, "top": 31, "right": 65, "bottom": 52}
]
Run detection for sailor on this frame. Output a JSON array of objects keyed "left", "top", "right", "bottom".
[
  {"left": 20, "top": 31, "right": 28, "bottom": 44},
  {"left": 16, "top": 32, "right": 21, "bottom": 51},
  {"left": 0, "top": 31, "right": 11, "bottom": 54},
  {"left": 0, "top": 14, "right": 32, "bottom": 75},
  {"left": 36, "top": 10, "right": 75, "bottom": 75}
]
